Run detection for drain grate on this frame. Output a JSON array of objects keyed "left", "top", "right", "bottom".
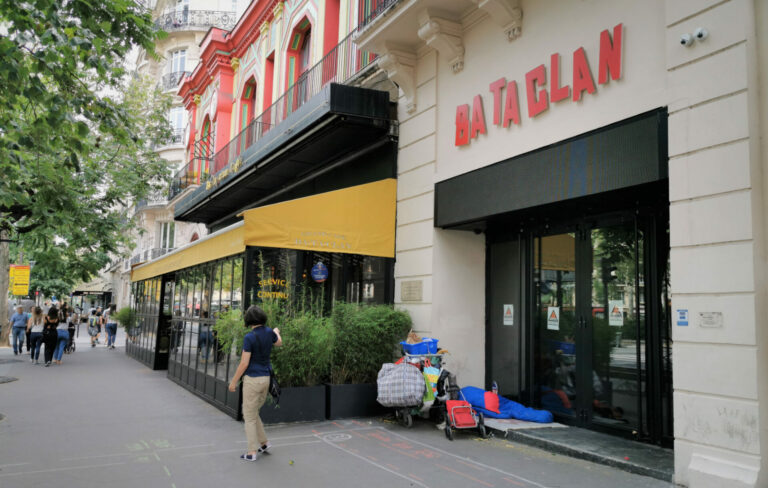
[
  {"left": 0, "top": 376, "right": 18, "bottom": 384},
  {"left": 0, "top": 359, "right": 23, "bottom": 365}
]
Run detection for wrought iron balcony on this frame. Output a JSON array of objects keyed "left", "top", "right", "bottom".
[
  {"left": 135, "top": 192, "right": 169, "bottom": 212},
  {"left": 358, "top": 0, "right": 399, "bottom": 29},
  {"left": 171, "top": 31, "right": 378, "bottom": 200},
  {"left": 168, "top": 163, "right": 202, "bottom": 200},
  {"left": 160, "top": 71, "right": 190, "bottom": 91},
  {"left": 154, "top": 10, "right": 237, "bottom": 33},
  {"left": 130, "top": 247, "right": 174, "bottom": 267}
]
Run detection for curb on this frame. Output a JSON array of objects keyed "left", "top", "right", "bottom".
[{"left": 486, "top": 425, "right": 673, "bottom": 482}]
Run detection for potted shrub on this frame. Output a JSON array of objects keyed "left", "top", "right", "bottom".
[
  {"left": 326, "top": 303, "right": 412, "bottom": 420},
  {"left": 114, "top": 307, "right": 138, "bottom": 347},
  {"left": 260, "top": 307, "right": 333, "bottom": 424}
]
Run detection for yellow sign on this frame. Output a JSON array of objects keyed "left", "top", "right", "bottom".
[{"left": 10, "top": 265, "right": 30, "bottom": 296}]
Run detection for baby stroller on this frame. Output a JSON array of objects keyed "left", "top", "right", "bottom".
[{"left": 437, "top": 371, "right": 488, "bottom": 440}]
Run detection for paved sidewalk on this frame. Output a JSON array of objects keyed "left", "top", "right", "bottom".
[{"left": 0, "top": 345, "right": 673, "bottom": 488}]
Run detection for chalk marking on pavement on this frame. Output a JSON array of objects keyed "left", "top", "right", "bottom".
[
  {"left": 316, "top": 434, "right": 429, "bottom": 488},
  {"left": 381, "top": 427, "right": 554, "bottom": 488},
  {"left": 0, "top": 462, "right": 30, "bottom": 469},
  {"left": 163, "top": 466, "right": 171, "bottom": 477},
  {"left": 154, "top": 453, "right": 161, "bottom": 461},
  {"left": 61, "top": 452, "right": 134, "bottom": 462},
  {"left": 236, "top": 433, "right": 324, "bottom": 443},
  {"left": 504, "top": 477, "right": 526, "bottom": 486},
  {"left": 455, "top": 458, "right": 485, "bottom": 471},
  {"left": 61, "top": 443, "right": 214, "bottom": 462},
  {"left": 182, "top": 440, "right": 323, "bottom": 458},
  {"left": 157, "top": 443, "right": 215, "bottom": 452},
  {"left": 436, "top": 463, "right": 495, "bottom": 487},
  {"left": 0, "top": 461, "right": 126, "bottom": 477}
]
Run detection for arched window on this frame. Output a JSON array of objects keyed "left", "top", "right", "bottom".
[
  {"left": 241, "top": 78, "right": 257, "bottom": 131},
  {"left": 285, "top": 17, "right": 312, "bottom": 90},
  {"left": 299, "top": 29, "right": 312, "bottom": 76}
]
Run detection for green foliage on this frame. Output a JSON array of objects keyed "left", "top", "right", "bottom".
[
  {"left": 114, "top": 306, "right": 137, "bottom": 332},
  {"left": 0, "top": 0, "right": 172, "bottom": 304},
  {"left": 211, "top": 308, "right": 245, "bottom": 355},
  {"left": 330, "top": 303, "right": 412, "bottom": 384},
  {"left": 270, "top": 311, "right": 333, "bottom": 387}
]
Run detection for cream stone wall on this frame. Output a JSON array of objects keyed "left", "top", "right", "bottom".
[
  {"left": 385, "top": 0, "right": 768, "bottom": 485},
  {"left": 665, "top": 1, "right": 766, "bottom": 486}
]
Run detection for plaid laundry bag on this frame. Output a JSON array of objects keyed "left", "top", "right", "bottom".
[{"left": 376, "top": 363, "right": 426, "bottom": 407}]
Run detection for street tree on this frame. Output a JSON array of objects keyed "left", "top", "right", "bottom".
[{"left": 0, "top": 0, "right": 172, "bottom": 342}]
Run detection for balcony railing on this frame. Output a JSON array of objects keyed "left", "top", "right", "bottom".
[
  {"left": 358, "top": 0, "right": 399, "bottom": 29},
  {"left": 130, "top": 247, "right": 174, "bottom": 266},
  {"left": 135, "top": 191, "right": 169, "bottom": 211},
  {"left": 154, "top": 10, "right": 237, "bottom": 32},
  {"left": 169, "top": 31, "right": 378, "bottom": 200},
  {"left": 160, "top": 71, "right": 190, "bottom": 91},
  {"left": 169, "top": 163, "right": 200, "bottom": 200}
]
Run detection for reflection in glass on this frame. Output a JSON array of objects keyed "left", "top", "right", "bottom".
[
  {"left": 590, "top": 225, "right": 645, "bottom": 431},
  {"left": 534, "top": 233, "right": 577, "bottom": 418}
]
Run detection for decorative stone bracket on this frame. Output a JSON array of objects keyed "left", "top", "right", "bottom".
[
  {"left": 417, "top": 14, "right": 465, "bottom": 73},
  {"left": 471, "top": 0, "right": 523, "bottom": 41},
  {"left": 378, "top": 47, "right": 418, "bottom": 114}
]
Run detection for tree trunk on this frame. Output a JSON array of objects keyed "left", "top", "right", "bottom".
[{"left": 0, "top": 229, "right": 9, "bottom": 347}]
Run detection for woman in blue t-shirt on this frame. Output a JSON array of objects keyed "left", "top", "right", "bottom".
[{"left": 228, "top": 305, "right": 282, "bottom": 461}]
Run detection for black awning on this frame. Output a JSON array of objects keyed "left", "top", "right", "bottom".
[
  {"left": 175, "top": 83, "right": 394, "bottom": 225},
  {"left": 435, "top": 109, "right": 668, "bottom": 229}
]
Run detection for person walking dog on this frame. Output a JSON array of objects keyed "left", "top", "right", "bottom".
[{"left": 228, "top": 305, "right": 282, "bottom": 461}]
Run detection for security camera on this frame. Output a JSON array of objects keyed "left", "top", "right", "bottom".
[
  {"left": 680, "top": 33, "right": 694, "bottom": 47},
  {"left": 694, "top": 27, "right": 708, "bottom": 41}
]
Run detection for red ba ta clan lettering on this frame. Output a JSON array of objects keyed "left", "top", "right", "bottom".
[{"left": 455, "top": 23, "right": 622, "bottom": 146}]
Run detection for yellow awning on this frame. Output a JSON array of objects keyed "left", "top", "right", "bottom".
[
  {"left": 241, "top": 179, "right": 396, "bottom": 258},
  {"left": 131, "top": 179, "right": 397, "bottom": 282},
  {"left": 131, "top": 223, "right": 245, "bottom": 282}
]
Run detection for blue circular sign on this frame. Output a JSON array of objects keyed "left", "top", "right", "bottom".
[{"left": 311, "top": 262, "right": 329, "bottom": 283}]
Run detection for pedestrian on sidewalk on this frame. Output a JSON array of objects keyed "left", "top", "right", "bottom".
[
  {"left": 104, "top": 304, "right": 117, "bottom": 349},
  {"left": 53, "top": 305, "right": 69, "bottom": 364},
  {"left": 25, "top": 305, "right": 33, "bottom": 353},
  {"left": 228, "top": 305, "right": 283, "bottom": 462},
  {"left": 88, "top": 309, "right": 100, "bottom": 347},
  {"left": 27, "top": 306, "right": 44, "bottom": 364},
  {"left": 9, "top": 305, "right": 27, "bottom": 355},
  {"left": 42, "top": 306, "right": 59, "bottom": 367}
]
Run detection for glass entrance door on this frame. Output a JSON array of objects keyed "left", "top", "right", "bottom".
[
  {"left": 533, "top": 232, "right": 580, "bottom": 420},
  {"left": 531, "top": 217, "right": 663, "bottom": 439},
  {"left": 588, "top": 223, "right": 646, "bottom": 434}
]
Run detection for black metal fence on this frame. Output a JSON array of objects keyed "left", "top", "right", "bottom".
[
  {"left": 154, "top": 10, "right": 237, "bottom": 32},
  {"left": 358, "top": 0, "right": 399, "bottom": 29},
  {"left": 169, "top": 31, "right": 378, "bottom": 200},
  {"left": 161, "top": 71, "right": 190, "bottom": 91}
]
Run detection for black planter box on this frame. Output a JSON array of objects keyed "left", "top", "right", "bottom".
[
  {"left": 326, "top": 383, "right": 387, "bottom": 420},
  {"left": 259, "top": 386, "right": 326, "bottom": 424}
]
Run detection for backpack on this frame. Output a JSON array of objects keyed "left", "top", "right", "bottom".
[{"left": 89, "top": 315, "right": 98, "bottom": 327}]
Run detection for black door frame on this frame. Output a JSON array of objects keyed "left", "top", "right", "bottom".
[{"left": 513, "top": 206, "right": 670, "bottom": 444}]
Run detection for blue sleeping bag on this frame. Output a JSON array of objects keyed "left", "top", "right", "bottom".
[{"left": 460, "top": 386, "right": 553, "bottom": 423}]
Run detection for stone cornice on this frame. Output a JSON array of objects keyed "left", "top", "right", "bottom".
[
  {"left": 470, "top": 0, "right": 522, "bottom": 41},
  {"left": 417, "top": 13, "right": 465, "bottom": 73}
]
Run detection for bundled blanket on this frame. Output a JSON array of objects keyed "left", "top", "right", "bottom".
[{"left": 460, "top": 386, "right": 553, "bottom": 423}]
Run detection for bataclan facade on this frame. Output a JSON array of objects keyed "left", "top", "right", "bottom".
[{"left": 356, "top": 0, "right": 768, "bottom": 486}]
